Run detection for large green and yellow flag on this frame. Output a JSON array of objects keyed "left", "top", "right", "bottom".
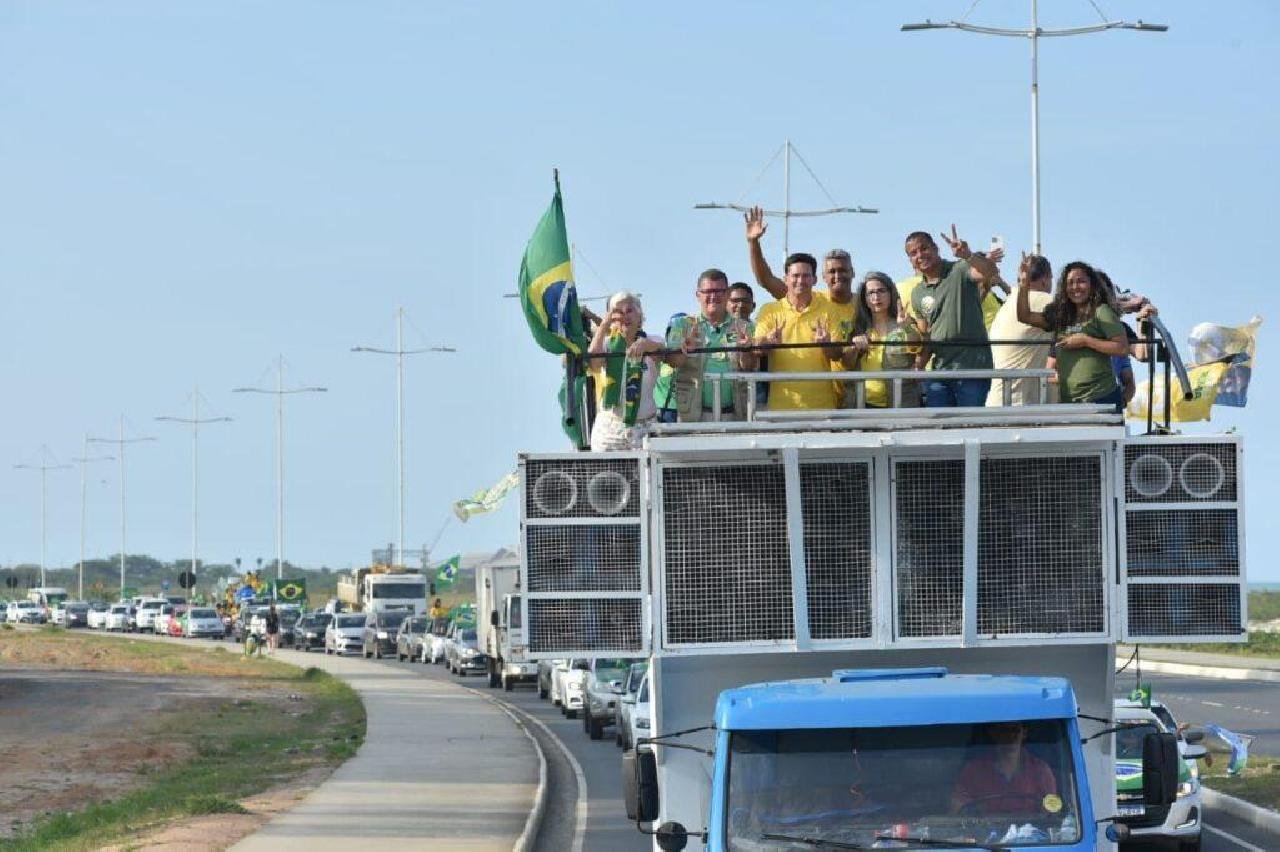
[{"left": 518, "top": 174, "right": 587, "bottom": 355}]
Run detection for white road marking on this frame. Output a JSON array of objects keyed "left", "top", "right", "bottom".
[
  {"left": 498, "top": 698, "right": 588, "bottom": 852},
  {"left": 1203, "top": 700, "right": 1225, "bottom": 707},
  {"left": 1205, "top": 822, "right": 1267, "bottom": 852}
]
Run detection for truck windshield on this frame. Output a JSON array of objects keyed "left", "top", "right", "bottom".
[
  {"left": 370, "top": 582, "right": 425, "bottom": 599},
  {"left": 508, "top": 596, "right": 522, "bottom": 629},
  {"left": 726, "top": 720, "right": 1081, "bottom": 850}
]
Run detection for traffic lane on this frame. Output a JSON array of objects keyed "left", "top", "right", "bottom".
[
  {"left": 379, "top": 656, "right": 647, "bottom": 852},
  {"left": 1113, "top": 671, "right": 1277, "bottom": 743}
]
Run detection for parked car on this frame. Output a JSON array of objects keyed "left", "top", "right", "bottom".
[
  {"left": 135, "top": 598, "right": 168, "bottom": 632},
  {"left": 424, "top": 617, "right": 452, "bottom": 663},
  {"left": 87, "top": 602, "right": 110, "bottom": 629},
  {"left": 582, "top": 657, "right": 637, "bottom": 740},
  {"left": 362, "top": 609, "right": 410, "bottom": 659},
  {"left": 552, "top": 659, "right": 590, "bottom": 718},
  {"left": 325, "top": 612, "right": 366, "bottom": 655},
  {"left": 104, "top": 603, "right": 133, "bottom": 632},
  {"left": 537, "top": 659, "right": 563, "bottom": 700},
  {"left": 180, "top": 607, "right": 225, "bottom": 639},
  {"left": 296, "top": 612, "right": 332, "bottom": 652},
  {"left": 445, "top": 625, "right": 486, "bottom": 676},
  {"left": 619, "top": 670, "right": 651, "bottom": 751},
  {"left": 6, "top": 600, "right": 45, "bottom": 624},
  {"left": 614, "top": 661, "right": 649, "bottom": 747},
  {"left": 1114, "top": 699, "right": 1206, "bottom": 851},
  {"left": 62, "top": 601, "right": 91, "bottom": 628},
  {"left": 395, "top": 615, "right": 432, "bottom": 662}
]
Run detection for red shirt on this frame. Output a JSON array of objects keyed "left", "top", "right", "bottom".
[{"left": 954, "top": 750, "right": 1058, "bottom": 814}]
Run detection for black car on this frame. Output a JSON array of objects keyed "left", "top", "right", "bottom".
[
  {"left": 362, "top": 609, "right": 410, "bottom": 659},
  {"left": 296, "top": 612, "right": 332, "bottom": 652},
  {"left": 395, "top": 615, "right": 432, "bottom": 661},
  {"left": 63, "top": 601, "right": 91, "bottom": 628}
]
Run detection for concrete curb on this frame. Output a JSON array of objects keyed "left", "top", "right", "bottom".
[
  {"left": 488, "top": 695, "right": 548, "bottom": 852},
  {"left": 1117, "top": 657, "right": 1280, "bottom": 684},
  {"left": 1202, "top": 786, "right": 1280, "bottom": 836}
]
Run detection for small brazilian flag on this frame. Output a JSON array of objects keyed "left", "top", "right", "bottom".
[
  {"left": 435, "top": 555, "right": 461, "bottom": 589},
  {"left": 275, "top": 578, "right": 307, "bottom": 602},
  {"left": 518, "top": 174, "right": 587, "bottom": 356}
]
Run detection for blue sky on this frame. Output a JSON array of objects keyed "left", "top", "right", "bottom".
[{"left": 1, "top": 1, "right": 1275, "bottom": 579}]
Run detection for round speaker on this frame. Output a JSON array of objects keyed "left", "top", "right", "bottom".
[
  {"left": 1129, "top": 453, "right": 1173, "bottom": 499},
  {"left": 531, "top": 469, "right": 578, "bottom": 516},
  {"left": 1179, "top": 452, "right": 1226, "bottom": 500},
  {"left": 586, "top": 470, "right": 632, "bottom": 516}
]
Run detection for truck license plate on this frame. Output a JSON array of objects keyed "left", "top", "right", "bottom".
[{"left": 1118, "top": 804, "right": 1145, "bottom": 817}]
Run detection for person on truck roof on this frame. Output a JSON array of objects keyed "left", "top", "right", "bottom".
[{"left": 950, "top": 721, "right": 1058, "bottom": 816}]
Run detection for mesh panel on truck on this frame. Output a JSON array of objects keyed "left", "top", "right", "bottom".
[
  {"left": 1127, "top": 584, "right": 1242, "bottom": 637},
  {"left": 801, "top": 462, "right": 873, "bottom": 640},
  {"left": 524, "top": 525, "right": 643, "bottom": 592},
  {"left": 524, "top": 457, "right": 642, "bottom": 519},
  {"left": 894, "top": 459, "right": 964, "bottom": 638},
  {"left": 1124, "top": 442, "right": 1237, "bottom": 503},
  {"left": 526, "top": 598, "right": 645, "bottom": 653}
]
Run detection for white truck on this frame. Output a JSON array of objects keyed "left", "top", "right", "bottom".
[
  {"left": 476, "top": 555, "right": 537, "bottom": 691},
  {"left": 335, "top": 566, "right": 427, "bottom": 615},
  {"left": 517, "top": 357, "right": 1246, "bottom": 851},
  {"left": 28, "top": 586, "right": 69, "bottom": 619}
]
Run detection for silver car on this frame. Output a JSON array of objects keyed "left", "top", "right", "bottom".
[{"left": 325, "top": 613, "right": 367, "bottom": 655}]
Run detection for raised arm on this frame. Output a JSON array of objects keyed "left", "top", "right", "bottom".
[
  {"left": 588, "top": 308, "right": 621, "bottom": 358},
  {"left": 1015, "top": 253, "right": 1051, "bottom": 331},
  {"left": 745, "top": 206, "right": 786, "bottom": 300},
  {"left": 939, "top": 223, "right": 1000, "bottom": 286}
]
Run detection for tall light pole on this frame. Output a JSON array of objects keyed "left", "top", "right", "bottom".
[
  {"left": 71, "top": 437, "right": 115, "bottom": 600},
  {"left": 233, "top": 355, "right": 327, "bottom": 584},
  {"left": 13, "top": 447, "right": 72, "bottom": 589},
  {"left": 902, "top": 1, "right": 1166, "bottom": 254},
  {"left": 89, "top": 417, "right": 157, "bottom": 600},
  {"left": 695, "top": 139, "right": 878, "bottom": 260},
  {"left": 353, "top": 308, "right": 455, "bottom": 570},
  {"left": 157, "top": 389, "right": 232, "bottom": 613}
]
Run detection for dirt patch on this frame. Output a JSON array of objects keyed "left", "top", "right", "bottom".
[{"left": 0, "top": 668, "right": 292, "bottom": 841}]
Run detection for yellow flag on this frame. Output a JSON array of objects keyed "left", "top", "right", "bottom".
[{"left": 1126, "top": 361, "right": 1230, "bottom": 422}]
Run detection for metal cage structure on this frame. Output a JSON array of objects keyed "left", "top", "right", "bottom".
[{"left": 519, "top": 431, "right": 1246, "bottom": 659}]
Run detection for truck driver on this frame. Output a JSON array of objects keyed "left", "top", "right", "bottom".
[{"left": 950, "top": 721, "right": 1059, "bottom": 816}]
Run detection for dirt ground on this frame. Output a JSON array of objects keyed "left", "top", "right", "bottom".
[{"left": 0, "top": 666, "right": 323, "bottom": 848}]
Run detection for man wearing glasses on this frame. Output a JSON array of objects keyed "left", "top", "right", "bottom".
[{"left": 661, "top": 269, "right": 756, "bottom": 422}]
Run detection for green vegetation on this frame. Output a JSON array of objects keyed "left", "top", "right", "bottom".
[
  {"left": 0, "top": 636, "right": 365, "bottom": 851},
  {"left": 1202, "top": 756, "right": 1280, "bottom": 810},
  {"left": 1250, "top": 590, "right": 1280, "bottom": 623},
  {"left": 1154, "top": 631, "right": 1280, "bottom": 658}
]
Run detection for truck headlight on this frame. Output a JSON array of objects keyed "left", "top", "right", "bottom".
[
  {"left": 377, "top": 631, "right": 388, "bottom": 639},
  {"left": 1177, "top": 778, "right": 1200, "bottom": 799},
  {"left": 635, "top": 718, "right": 650, "bottom": 730}
]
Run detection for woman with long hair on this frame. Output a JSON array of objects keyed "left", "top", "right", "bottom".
[
  {"left": 840, "top": 271, "right": 923, "bottom": 408},
  {"left": 1016, "top": 257, "right": 1129, "bottom": 409}
]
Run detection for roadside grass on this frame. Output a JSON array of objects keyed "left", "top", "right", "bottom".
[
  {"left": 1202, "top": 755, "right": 1280, "bottom": 811},
  {"left": 1151, "top": 631, "right": 1280, "bottom": 658},
  {"left": 0, "top": 635, "right": 365, "bottom": 851}
]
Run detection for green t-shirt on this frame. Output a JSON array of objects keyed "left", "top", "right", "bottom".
[
  {"left": 1044, "top": 302, "right": 1125, "bottom": 402},
  {"left": 665, "top": 314, "right": 754, "bottom": 410},
  {"left": 910, "top": 259, "right": 993, "bottom": 370}
]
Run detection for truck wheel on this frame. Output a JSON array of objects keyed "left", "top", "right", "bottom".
[
  {"left": 503, "top": 675, "right": 513, "bottom": 692},
  {"left": 374, "top": 645, "right": 382, "bottom": 660},
  {"left": 589, "top": 716, "right": 604, "bottom": 740},
  {"left": 487, "top": 665, "right": 500, "bottom": 689},
  {"left": 539, "top": 684, "right": 549, "bottom": 700},
  {"left": 583, "top": 707, "right": 592, "bottom": 734},
  {"left": 615, "top": 728, "right": 624, "bottom": 748}
]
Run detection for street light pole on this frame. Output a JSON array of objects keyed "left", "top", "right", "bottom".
[
  {"left": 13, "top": 447, "right": 72, "bottom": 589},
  {"left": 72, "top": 437, "right": 115, "bottom": 600},
  {"left": 88, "top": 416, "right": 157, "bottom": 600},
  {"left": 353, "top": 308, "right": 456, "bottom": 570},
  {"left": 233, "top": 355, "right": 327, "bottom": 585},
  {"left": 157, "top": 389, "right": 232, "bottom": 622},
  {"left": 901, "top": 1, "right": 1167, "bottom": 254}
]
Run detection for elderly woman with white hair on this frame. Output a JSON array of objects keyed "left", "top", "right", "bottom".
[{"left": 587, "top": 291, "right": 665, "bottom": 451}]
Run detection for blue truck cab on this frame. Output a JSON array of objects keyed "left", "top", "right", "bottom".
[{"left": 627, "top": 667, "right": 1177, "bottom": 851}]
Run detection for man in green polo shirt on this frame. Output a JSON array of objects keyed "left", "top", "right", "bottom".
[
  {"left": 662, "top": 268, "right": 756, "bottom": 421},
  {"left": 905, "top": 226, "right": 1001, "bottom": 407}
]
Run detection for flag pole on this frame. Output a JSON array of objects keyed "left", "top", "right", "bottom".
[{"left": 555, "top": 166, "right": 587, "bottom": 450}]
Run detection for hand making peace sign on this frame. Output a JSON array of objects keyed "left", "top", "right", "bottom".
[{"left": 939, "top": 223, "right": 972, "bottom": 261}]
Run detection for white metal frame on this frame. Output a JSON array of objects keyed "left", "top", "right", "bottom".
[
  {"left": 518, "top": 451, "right": 651, "bottom": 659},
  {"left": 1118, "top": 434, "right": 1247, "bottom": 643}
]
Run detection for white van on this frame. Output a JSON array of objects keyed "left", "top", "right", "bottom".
[{"left": 135, "top": 598, "right": 168, "bottom": 632}]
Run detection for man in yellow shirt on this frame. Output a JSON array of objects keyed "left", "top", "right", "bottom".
[{"left": 754, "top": 252, "right": 844, "bottom": 410}]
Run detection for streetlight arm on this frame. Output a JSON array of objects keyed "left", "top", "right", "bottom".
[
  {"left": 695, "top": 203, "right": 878, "bottom": 216},
  {"left": 902, "top": 20, "right": 1167, "bottom": 38}
]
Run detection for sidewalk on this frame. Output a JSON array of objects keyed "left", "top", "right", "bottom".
[
  {"left": 1117, "top": 645, "right": 1280, "bottom": 683},
  {"left": 232, "top": 649, "right": 539, "bottom": 851}
]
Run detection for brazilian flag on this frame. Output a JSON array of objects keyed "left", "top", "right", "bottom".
[
  {"left": 274, "top": 578, "right": 307, "bottom": 603},
  {"left": 518, "top": 174, "right": 587, "bottom": 356},
  {"left": 434, "top": 555, "right": 461, "bottom": 589}
]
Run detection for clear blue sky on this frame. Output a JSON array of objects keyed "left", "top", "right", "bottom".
[{"left": 1, "top": 1, "right": 1275, "bottom": 579}]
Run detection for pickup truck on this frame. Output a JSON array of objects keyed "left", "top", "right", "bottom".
[{"left": 624, "top": 667, "right": 1180, "bottom": 852}]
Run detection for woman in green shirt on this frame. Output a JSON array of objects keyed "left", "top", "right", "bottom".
[{"left": 1016, "top": 258, "right": 1129, "bottom": 409}]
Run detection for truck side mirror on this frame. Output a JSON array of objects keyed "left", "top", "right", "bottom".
[
  {"left": 1142, "top": 731, "right": 1179, "bottom": 809},
  {"left": 1182, "top": 728, "right": 1205, "bottom": 745},
  {"left": 490, "top": 610, "right": 499, "bottom": 626},
  {"left": 622, "top": 747, "right": 660, "bottom": 823}
]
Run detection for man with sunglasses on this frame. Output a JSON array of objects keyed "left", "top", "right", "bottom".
[{"left": 660, "top": 268, "right": 756, "bottom": 421}]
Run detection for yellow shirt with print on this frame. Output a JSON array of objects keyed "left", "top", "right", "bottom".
[
  {"left": 755, "top": 296, "right": 843, "bottom": 410},
  {"left": 814, "top": 292, "right": 857, "bottom": 404}
]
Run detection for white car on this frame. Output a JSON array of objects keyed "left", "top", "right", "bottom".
[
  {"left": 424, "top": 618, "right": 451, "bottom": 663},
  {"left": 553, "top": 659, "right": 589, "bottom": 719},
  {"left": 182, "top": 607, "right": 225, "bottom": 639},
  {"left": 6, "top": 600, "right": 45, "bottom": 624},
  {"left": 104, "top": 604, "right": 133, "bottom": 632},
  {"left": 87, "top": 602, "right": 110, "bottom": 629},
  {"left": 325, "top": 613, "right": 366, "bottom": 655},
  {"left": 49, "top": 602, "right": 69, "bottom": 625},
  {"left": 153, "top": 604, "right": 175, "bottom": 636},
  {"left": 135, "top": 598, "right": 168, "bottom": 632},
  {"left": 619, "top": 671, "right": 651, "bottom": 751},
  {"left": 615, "top": 662, "right": 649, "bottom": 749},
  {"left": 1114, "top": 700, "right": 1206, "bottom": 850}
]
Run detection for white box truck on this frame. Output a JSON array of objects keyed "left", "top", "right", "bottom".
[{"left": 476, "top": 555, "right": 537, "bottom": 691}]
